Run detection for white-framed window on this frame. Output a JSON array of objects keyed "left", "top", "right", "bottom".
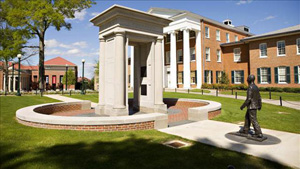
[
  {"left": 216, "top": 30, "right": 220, "bottom": 41},
  {"left": 234, "top": 48, "right": 241, "bottom": 62},
  {"left": 177, "top": 31, "right": 183, "bottom": 41},
  {"left": 166, "top": 34, "right": 170, "bottom": 43},
  {"left": 165, "top": 51, "right": 170, "bottom": 64},
  {"left": 235, "top": 35, "right": 238, "bottom": 42},
  {"left": 190, "top": 47, "right": 195, "bottom": 61},
  {"left": 177, "top": 49, "right": 183, "bottom": 63},
  {"left": 191, "top": 71, "right": 196, "bottom": 84},
  {"left": 46, "top": 76, "right": 49, "bottom": 84},
  {"left": 297, "top": 38, "right": 300, "bottom": 55},
  {"left": 234, "top": 71, "right": 242, "bottom": 84},
  {"left": 278, "top": 67, "right": 287, "bottom": 83},
  {"left": 260, "top": 68, "right": 269, "bottom": 83},
  {"left": 205, "top": 26, "right": 210, "bottom": 38},
  {"left": 217, "top": 49, "right": 221, "bottom": 62},
  {"left": 177, "top": 71, "right": 183, "bottom": 84},
  {"left": 277, "top": 41, "right": 286, "bottom": 56},
  {"left": 205, "top": 70, "right": 212, "bottom": 84},
  {"left": 298, "top": 66, "right": 300, "bottom": 84},
  {"left": 259, "top": 43, "right": 267, "bottom": 58},
  {"left": 216, "top": 71, "right": 222, "bottom": 83},
  {"left": 226, "top": 33, "right": 230, "bottom": 43},
  {"left": 205, "top": 47, "right": 210, "bottom": 61}
]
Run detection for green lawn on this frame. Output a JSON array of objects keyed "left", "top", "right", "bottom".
[
  {"left": 0, "top": 96, "right": 291, "bottom": 169},
  {"left": 220, "top": 90, "right": 300, "bottom": 102},
  {"left": 190, "top": 89, "right": 211, "bottom": 93},
  {"left": 67, "top": 92, "right": 300, "bottom": 134}
]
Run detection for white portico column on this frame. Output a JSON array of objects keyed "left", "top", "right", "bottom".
[
  {"left": 170, "top": 31, "right": 177, "bottom": 89},
  {"left": 183, "top": 28, "right": 191, "bottom": 89},
  {"left": 130, "top": 46, "right": 134, "bottom": 89},
  {"left": 99, "top": 37, "right": 106, "bottom": 107},
  {"left": 155, "top": 37, "right": 164, "bottom": 105},
  {"left": 8, "top": 76, "right": 11, "bottom": 92},
  {"left": 196, "top": 30, "right": 202, "bottom": 88},
  {"left": 114, "top": 31, "right": 126, "bottom": 109},
  {"left": 13, "top": 76, "right": 16, "bottom": 91}
]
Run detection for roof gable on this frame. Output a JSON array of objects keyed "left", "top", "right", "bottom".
[{"left": 44, "top": 57, "right": 76, "bottom": 66}]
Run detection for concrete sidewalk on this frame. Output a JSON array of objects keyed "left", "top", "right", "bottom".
[
  {"left": 160, "top": 120, "right": 300, "bottom": 169},
  {"left": 44, "top": 95, "right": 98, "bottom": 108},
  {"left": 165, "top": 89, "right": 300, "bottom": 110}
]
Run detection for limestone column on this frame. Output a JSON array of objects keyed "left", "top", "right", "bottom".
[
  {"left": 8, "top": 76, "right": 11, "bottom": 92},
  {"left": 162, "top": 38, "right": 165, "bottom": 88},
  {"left": 130, "top": 46, "right": 134, "bottom": 89},
  {"left": 196, "top": 30, "right": 202, "bottom": 88},
  {"left": 183, "top": 28, "right": 191, "bottom": 89},
  {"left": 155, "top": 37, "right": 164, "bottom": 105},
  {"left": 114, "top": 31, "right": 126, "bottom": 109},
  {"left": 13, "top": 76, "right": 16, "bottom": 92},
  {"left": 99, "top": 36, "right": 106, "bottom": 107},
  {"left": 3, "top": 76, "right": 6, "bottom": 92},
  {"left": 170, "top": 31, "right": 177, "bottom": 89}
]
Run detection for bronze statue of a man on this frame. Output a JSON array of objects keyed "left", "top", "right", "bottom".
[{"left": 240, "top": 74, "right": 263, "bottom": 138}]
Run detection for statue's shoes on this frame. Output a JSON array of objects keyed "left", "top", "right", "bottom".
[
  {"left": 238, "top": 129, "right": 249, "bottom": 134},
  {"left": 253, "top": 134, "right": 264, "bottom": 138}
]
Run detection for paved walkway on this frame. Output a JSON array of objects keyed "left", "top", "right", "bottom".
[
  {"left": 165, "top": 89, "right": 300, "bottom": 110},
  {"left": 44, "top": 95, "right": 98, "bottom": 108},
  {"left": 160, "top": 120, "right": 300, "bottom": 169}
]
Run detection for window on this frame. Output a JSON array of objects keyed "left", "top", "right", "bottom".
[
  {"left": 296, "top": 66, "right": 300, "bottom": 84},
  {"left": 177, "top": 49, "right": 183, "bottom": 62},
  {"left": 191, "top": 71, "right": 196, "bottom": 84},
  {"left": 205, "top": 26, "right": 209, "bottom": 38},
  {"left": 278, "top": 67, "right": 287, "bottom": 83},
  {"left": 216, "top": 30, "right": 220, "bottom": 41},
  {"left": 166, "top": 34, "right": 170, "bottom": 43},
  {"left": 226, "top": 33, "right": 230, "bottom": 43},
  {"left": 60, "top": 75, "right": 63, "bottom": 83},
  {"left": 234, "top": 71, "right": 243, "bottom": 84},
  {"left": 165, "top": 51, "right": 170, "bottom": 64},
  {"left": 190, "top": 47, "right": 195, "bottom": 61},
  {"left": 216, "top": 71, "right": 222, "bottom": 83},
  {"left": 234, "top": 48, "right": 241, "bottom": 62},
  {"left": 260, "top": 68, "right": 268, "bottom": 83},
  {"left": 235, "top": 35, "right": 238, "bottom": 42},
  {"left": 177, "top": 31, "right": 183, "bottom": 41},
  {"left": 33, "top": 75, "right": 37, "bottom": 82},
  {"left": 45, "top": 76, "right": 49, "bottom": 84},
  {"left": 297, "top": 38, "right": 300, "bottom": 54},
  {"left": 190, "top": 31, "right": 196, "bottom": 38},
  {"left": 259, "top": 43, "right": 267, "bottom": 57},
  {"left": 178, "top": 72, "right": 183, "bottom": 84},
  {"left": 52, "top": 75, "right": 56, "bottom": 84},
  {"left": 205, "top": 47, "right": 210, "bottom": 61},
  {"left": 277, "top": 41, "right": 285, "bottom": 56},
  {"left": 217, "top": 49, "right": 221, "bottom": 62},
  {"left": 205, "top": 70, "right": 212, "bottom": 84}
]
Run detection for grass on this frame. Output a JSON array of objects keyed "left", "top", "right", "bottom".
[
  {"left": 220, "top": 90, "right": 300, "bottom": 102},
  {"left": 67, "top": 92, "right": 300, "bottom": 134},
  {"left": 190, "top": 89, "right": 211, "bottom": 93},
  {"left": 0, "top": 95, "right": 291, "bottom": 169}
]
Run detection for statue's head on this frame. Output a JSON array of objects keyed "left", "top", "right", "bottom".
[{"left": 247, "top": 74, "right": 255, "bottom": 84}]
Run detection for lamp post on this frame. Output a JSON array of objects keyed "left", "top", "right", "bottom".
[
  {"left": 81, "top": 59, "right": 85, "bottom": 95},
  {"left": 65, "top": 64, "right": 68, "bottom": 91},
  {"left": 16, "top": 54, "right": 22, "bottom": 96},
  {"left": 11, "top": 61, "right": 15, "bottom": 92}
]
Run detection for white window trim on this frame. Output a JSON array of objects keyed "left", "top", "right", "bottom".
[
  {"left": 278, "top": 66, "right": 287, "bottom": 84},
  {"left": 260, "top": 68, "right": 269, "bottom": 84},
  {"left": 217, "top": 49, "right": 222, "bottom": 62},
  {"left": 216, "top": 30, "right": 221, "bottom": 41},
  {"left": 206, "top": 71, "right": 212, "bottom": 84},
  {"left": 235, "top": 35, "right": 238, "bottom": 42},
  {"left": 259, "top": 43, "right": 268, "bottom": 58},
  {"left": 226, "top": 33, "right": 230, "bottom": 43},
  {"left": 298, "top": 66, "right": 300, "bottom": 84},
  {"left": 297, "top": 38, "right": 300, "bottom": 55},
  {"left": 234, "top": 71, "right": 242, "bottom": 84},
  {"left": 205, "top": 26, "right": 210, "bottom": 38},
  {"left": 177, "top": 49, "right": 183, "bottom": 63},
  {"left": 277, "top": 40, "right": 286, "bottom": 57},
  {"left": 234, "top": 48, "right": 241, "bottom": 62},
  {"left": 206, "top": 47, "right": 211, "bottom": 61},
  {"left": 190, "top": 47, "right": 196, "bottom": 62}
]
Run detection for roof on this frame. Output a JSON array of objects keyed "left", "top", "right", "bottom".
[
  {"left": 77, "top": 77, "right": 91, "bottom": 82},
  {"left": 44, "top": 57, "right": 76, "bottom": 66},
  {"left": 243, "top": 24, "right": 300, "bottom": 41},
  {"left": 148, "top": 7, "right": 254, "bottom": 36}
]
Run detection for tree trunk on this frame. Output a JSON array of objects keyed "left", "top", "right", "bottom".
[
  {"left": 38, "top": 35, "right": 45, "bottom": 91},
  {"left": 4, "top": 60, "right": 9, "bottom": 95}
]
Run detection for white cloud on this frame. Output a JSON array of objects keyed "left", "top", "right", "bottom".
[
  {"left": 72, "top": 41, "right": 87, "bottom": 48},
  {"left": 66, "top": 9, "right": 87, "bottom": 21},
  {"left": 67, "top": 49, "right": 81, "bottom": 55},
  {"left": 45, "top": 49, "right": 61, "bottom": 56},
  {"left": 236, "top": 0, "right": 253, "bottom": 5},
  {"left": 91, "top": 12, "right": 99, "bottom": 17},
  {"left": 45, "top": 39, "right": 59, "bottom": 48},
  {"left": 253, "top": 15, "right": 277, "bottom": 24}
]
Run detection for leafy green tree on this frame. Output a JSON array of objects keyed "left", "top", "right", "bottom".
[
  {"left": 3, "top": 0, "right": 95, "bottom": 90},
  {"left": 62, "top": 69, "right": 76, "bottom": 89},
  {"left": 219, "top": 71, "right": 230, "bottom": 84}
]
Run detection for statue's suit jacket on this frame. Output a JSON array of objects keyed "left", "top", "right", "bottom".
[{"left": 241, "top": 83, "right": 262, "bottom": 110}]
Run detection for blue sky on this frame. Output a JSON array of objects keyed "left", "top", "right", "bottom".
[{"left": 23, "top": 0, "right": 299, "bottom": 79}]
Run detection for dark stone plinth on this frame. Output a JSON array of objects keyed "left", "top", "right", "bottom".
[{"left": 229, "top": 132, "right": 267, "bottom": 142}]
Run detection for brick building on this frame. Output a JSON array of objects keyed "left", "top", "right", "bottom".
[{"left": 0, "top": 57, "right": 78, "bottom": 92}]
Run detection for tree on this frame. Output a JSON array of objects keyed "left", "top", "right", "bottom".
[
  {"left": 219, "top": 71, "right": 230, "bottom": 84},
  {"left": 3, "top": 0, "right": 95, "bottom": 90},
  {"left": 62, "top": 69, "right": 76, "bottom": 89}
]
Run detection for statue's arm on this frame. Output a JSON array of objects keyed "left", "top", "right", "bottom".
[
  {"left": 258, "top": 93, "right": 262, "bottom": 110},
  {"left": 240, "top": 88, "right": 252, "bottom": 110}
]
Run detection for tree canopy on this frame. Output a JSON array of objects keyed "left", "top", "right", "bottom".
[{"left": 62, "top": 69, "right": 76, "bottom": 88}]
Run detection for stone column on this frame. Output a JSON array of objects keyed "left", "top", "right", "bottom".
[
  {"left": 170, "top": 31, "right": 177, "bottom": 89},
  {"left": 8, "top": 76, "right": 11, "bottom": 92},
  {"left": 183, "top": 28, "right": 191, "bottom": 89},
  {"left": 130, "top": 46, "right": 134, "bottom": 89},
  {"left": 114, "top": 31, "right": 126, "bottom": 110},
  {"left": 3, "top": 76, "right": 6, "bottom": 92},
  {"left": 196, "top": 30, "right": 202, "bottom": 88},
  {"left": 162, "top": 38, "right": 165, "bottom": 88},
  {"left": 13, "top": 76, "right": 16, "bottom": 92},
  {"left": 133, "top": 46, "right": 141, "bottom": 111},
  {"left": 99, "top": 36, "right": 106, "bottom": 107},
  {"left": 155, "top": 37, "right": 164, "bottom": 105}
]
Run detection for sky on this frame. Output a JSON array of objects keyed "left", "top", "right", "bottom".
[{"left": 21, "top": 0, "right": 300, "bottom": 79}]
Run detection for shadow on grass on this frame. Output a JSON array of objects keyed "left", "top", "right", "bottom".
[{"left": 1, "top": 135, "right": 289, "bottom": 169}]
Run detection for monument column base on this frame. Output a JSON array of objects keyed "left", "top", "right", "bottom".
[
  {"left": 95, "top": 104, "right": 128, "bottom": 116},
  {"left": 139, "top": 103, "right": 167, "bottom": 114}
]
